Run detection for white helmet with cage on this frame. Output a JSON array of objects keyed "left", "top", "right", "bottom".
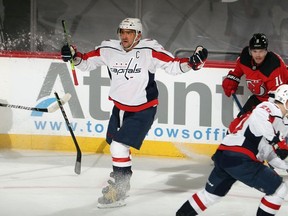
[
  {"left": 118, "top": 18, "right": 142, "bottom": 34},
  {"left": 274, "top": 84, "right": 288, "bottom": 110}
]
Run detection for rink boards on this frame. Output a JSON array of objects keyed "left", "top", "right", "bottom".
[{"left": 0, "top": 53, "right": 247, "bottom": 158}]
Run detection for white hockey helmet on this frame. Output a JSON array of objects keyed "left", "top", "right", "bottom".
[
  {"left": 274, "top": 84, "right": 288, "bottom": 110},
  {"left": 118, "top": 18, "right": 142, "bottom": 51},
  {"left": 117, "top": 18, "right": 142, "bottom": 34}
]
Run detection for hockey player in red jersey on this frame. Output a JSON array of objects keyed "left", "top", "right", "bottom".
[
  {"left": 176, "top": 84, "right": 288, "bottom": 216},
  {"left": 61, "top": 18, "right": 208, "bottom": 208},
  {"left": 222, "top": 33, "right": 288, "bottom": 132}
]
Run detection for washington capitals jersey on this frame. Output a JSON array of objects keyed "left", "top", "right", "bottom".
[
  {"left": 230, "top": 47, "right": 288, "bottom": 102},
  {"left": 75, "top": 39, "right": 191, "bottom": 112},
  {"left": 218, "top": 101, "right": 288, "bottom": 162}
]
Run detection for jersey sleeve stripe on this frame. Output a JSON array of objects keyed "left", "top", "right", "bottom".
[
  {"left": 81, "top": 49, "right": 101, "bottom": 60},
  {"left": 152, "top": 50, "right": 174, "bottom": 62}
]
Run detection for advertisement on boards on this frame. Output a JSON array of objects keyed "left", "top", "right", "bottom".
[{"left": 0, "top": 57, "right": 250, "bottom": 156}]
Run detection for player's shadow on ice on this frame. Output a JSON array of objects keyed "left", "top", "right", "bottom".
[{"left": 157, "top": 161, "right": 214, "bottom": 191}]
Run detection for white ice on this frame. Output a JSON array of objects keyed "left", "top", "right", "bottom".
[{"left": 0, "top": 149, "right": 287, "bottom": 216}]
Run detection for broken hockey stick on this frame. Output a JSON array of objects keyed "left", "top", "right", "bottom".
[
  {"left": 0, "top": 93, "right": 71, "bottom": 113},
  {"left": 62, "top": 20, "right": 79, "bottom": 86},
  {"left": 54, "top": 91, "right": 81, "bottom": 175}
]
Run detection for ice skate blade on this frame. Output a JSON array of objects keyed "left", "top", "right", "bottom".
[{"left": 97, "top": 200, "right": 126, "bottom": 209}]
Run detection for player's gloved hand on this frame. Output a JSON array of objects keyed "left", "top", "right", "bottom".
[
  {"left": 61, "top": 45, "right": 76, "bottom": 62},
  {"left": 268, "top": 131, "right": 283, "bottom": 145},
  {"left": 222, "top": 70, "right": 240, "bottom": 97},
  {"left": 189, "top": 46, "right": 208, "bottom": 70},
  {"left": 275, "top": 149, "right": 288, "bottom": 160},
  {"left": 272, "top": 139, "right": 288, "bottom": 160}
]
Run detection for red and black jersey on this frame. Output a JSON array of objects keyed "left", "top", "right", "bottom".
[{"left": 231, "top": 47, "right": 288, "bottom": 102}]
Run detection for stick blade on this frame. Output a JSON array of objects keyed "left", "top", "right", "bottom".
[
  {"left": 47, "top": 93, "right": 72, "bottom": 113},
  {"left": 75, "top": 161, "right": 81, "bottom": 175},
  {"left": 61, "top": 93, "right": 72, "bottom": 104}
]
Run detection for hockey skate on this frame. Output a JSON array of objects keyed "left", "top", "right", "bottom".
[
  {"left": 176, "top": 200, "right": 198, "bottom": 216},
  {"left": 97, "top": 171, "right": 131, "bottom": 209}
]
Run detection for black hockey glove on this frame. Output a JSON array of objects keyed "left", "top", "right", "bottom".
[
  {"left": 189, "top": 46, "right": 208, "bottom": 70},
  {"left": 268, "top": 131, "right": 281, "bottom": 145},
  {"left": 272, "top": 138, "right": 288, "bottom": 160},
  {"left": 61, "top": 45, "right": 76, "bottom": 62},
  {"left": 275, "top": 149, "right": 288, "bottom": 160}
]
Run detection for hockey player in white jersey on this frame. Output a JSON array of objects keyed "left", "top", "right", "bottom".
[
  {"left": 61, "top": 17, "right": 208, "bottom": 208},
  {"left": 176, "top": 84, "right": 288, "bottom": 216}
]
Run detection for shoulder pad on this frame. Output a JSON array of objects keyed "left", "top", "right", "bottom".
[
  {"left": 97, "top": 39, "right": 121, "bottom": 49},
  {"left": 138, "top": 39, "right": 164, "bottom": 49}
]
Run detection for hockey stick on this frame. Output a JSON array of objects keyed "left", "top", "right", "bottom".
[
  {"left": 231, "top": 91, "right": 244, "bottom": 113},
  {"left": 0, "top": 93, "right": 71, "bottom": 113},
  {"left": 61, "top": 20, "right": 79, "bottom": 86},
  {"left": 54, "top": 91, "right": 81, "bottom": 175}
]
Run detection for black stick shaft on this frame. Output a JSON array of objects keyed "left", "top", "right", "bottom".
[
  {"left": 232, "top": 93, "right": 244, "bottom": 114},
  {"left": 61, "top": 20, "right": 78, "bottom": 86},
  {"left": 0, "top": 102, "right": 48, "bottom": 112},
  {"left": 54, "top": 92, "right": 81, "bottom": 174}
]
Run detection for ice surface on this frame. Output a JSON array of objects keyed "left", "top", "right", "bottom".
[{"left": 0, "top": 150, "right": 287, "bottom": 216}]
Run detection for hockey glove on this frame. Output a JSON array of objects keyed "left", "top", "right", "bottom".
[
  {"left": 61, "top": 45, "right": 76, "bottom": 62},
  {"left": 268, "top": 131, "right": 283, "bottom": 145},
  {"left": 189, "top": 46, "right": 208, "bottom": 70},
  {"left": 222, "top": 70, "right": 240, "bottom": 97},
  {"left": 275, "top": 149, "right": 288, "bottom": 160},
  {"left": 269, "top": 132, "right": 288, "bottom": 160},
  {"left": 273, "top": 140, "right": 288, "bottom": 160}
]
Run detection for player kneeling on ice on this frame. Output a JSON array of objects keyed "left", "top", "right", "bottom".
[
  {"left": 176, "top": 84, "right": 288, "bottom": 216},
  {"left": 60, "top": 17, "right": 208, "bottom": 208}
]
